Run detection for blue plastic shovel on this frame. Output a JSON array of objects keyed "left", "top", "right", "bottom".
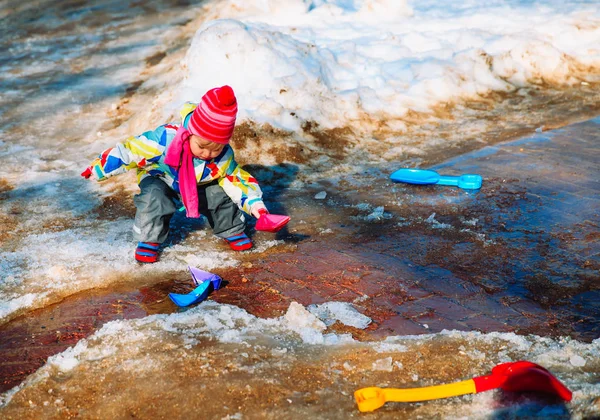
[
  {"left": 390, "top": 168, "right": 482, "bottom": 190},
  {"left": 168, "top": 267, "right": 223, "bottom": 307}
]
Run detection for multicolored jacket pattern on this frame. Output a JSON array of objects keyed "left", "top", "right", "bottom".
[{"left": 88, "top": 103, "right": 264, "bottom": 215}]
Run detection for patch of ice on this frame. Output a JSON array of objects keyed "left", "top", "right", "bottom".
[
  {"left": 323, "top": 333, "right": 355, "bottom": 345},
  {"left": 353, "top": 295, "right": 369, "bottom": 303},
  {"left": 284, "top": 301, "right": 327, "bottom": 345},
  {"left": 166, "top": 243, "right": 239, "bottom": 269},
  {"left": 51, "top": 354, "right": 80, "bottom": 373},
  {"left": 0, "top": 293, "right": 46, "bottom": 323},
  {"left": 365, "top": 206, "right": 391, "bottom": 222},
  {"left": 352, "top": 204, "right": 393, "bottom": 222},
  {"left": 271, "top": 347, "right": 288, "bottom": 357},
  {"left": 569, "top": 355, "right": 586, "bottom": 367},
  {"left": 373, "top": 339, "right": 409, "bottom": 353},
  {"left": 372, "top": 357, "right": 393, "bottom": 372},
  {"left": 308, "top": 301, "right": 372, "bottom": 329},
  {"left": 396, "top": 216, "right": 410, "bottom": 227},
  {"left": 425, "top": 213, "right": 452, "bottom": 229},
  {"left": 314, "top": 191, "right": 327, "bottom": 199},
  {"left": 251, "top": 239, "right": 286, "bottom": 252},
  {"left": 222, "top": 413, "right": 243, "bottom": 420}
]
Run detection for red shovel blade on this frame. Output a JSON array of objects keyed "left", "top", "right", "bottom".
[
  {"left": 473, "top": 361, "right": 572, "bottom": 401},
  {"left": 255, "top": 213, "right": 290, "bottom": 233}
]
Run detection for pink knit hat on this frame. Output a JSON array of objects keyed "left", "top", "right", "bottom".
[{"left": 188, "top": 85, "right": 238, "bottom": 144}]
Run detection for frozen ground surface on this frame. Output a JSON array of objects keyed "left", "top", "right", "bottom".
[
  {"left": 1, "top": 0, "right": 599, "bottom": 418},
  {"left": 1, "top": 118, "right": 599, "bottom": 418},
  {"left": 0, "top": 302, "right": 599, "bottom": 419}
]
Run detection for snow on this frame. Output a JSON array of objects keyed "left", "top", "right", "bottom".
[{"left": 177, "top": 0, "right": 600, "bottom": 134}]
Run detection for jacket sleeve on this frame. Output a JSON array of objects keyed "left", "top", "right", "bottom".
[
  {"left": 88, "top": 127, "right": 168, "bottom": 181},
  {"left": 217, "top": 151, "right": 264, "bottom": 215}
]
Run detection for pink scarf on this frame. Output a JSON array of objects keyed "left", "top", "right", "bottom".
[{"left": 164, "top": 126, "right": 200, "bottom": 218}]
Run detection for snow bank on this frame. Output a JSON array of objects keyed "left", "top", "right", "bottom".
[{"left": 177, "top": 0, "right": 600, "bottom": 133}]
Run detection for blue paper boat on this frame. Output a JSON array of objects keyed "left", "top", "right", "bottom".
[
  {"left": 168, "top": 267, "right": 223, "bottom": 307},
  {"left": 390, "top": 168, "right": 482, "bottom": 190}
]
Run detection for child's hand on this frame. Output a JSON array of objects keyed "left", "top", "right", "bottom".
[{"left": 251, "top": 203, "right": 268, "bottom": 219}]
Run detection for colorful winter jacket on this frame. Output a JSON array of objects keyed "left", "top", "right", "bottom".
[{"left": 88, "top": 103, "right": 264, "bottom": 215}]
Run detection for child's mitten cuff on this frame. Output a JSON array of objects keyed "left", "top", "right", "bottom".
[
  {"left": 250, "top": 202, "right": 268, "bottom": 219},
  {"left": 82, "top": 158, "right": 107, "bottom": 181}
]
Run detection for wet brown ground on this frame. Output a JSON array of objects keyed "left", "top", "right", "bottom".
[{"left": 2, "top": 117, "right": 599, "bottom": 394}]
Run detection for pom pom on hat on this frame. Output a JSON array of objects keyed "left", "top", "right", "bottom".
[
  {"left": 188, "top": 85, "right": 238, "bottom": 144},
  {"left": 218, "top": 85, "right": 236, "bottom": 106}
]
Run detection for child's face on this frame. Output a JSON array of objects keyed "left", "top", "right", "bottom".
[{"left": 189, "top": 135, "right": 225, "bottom": 160}]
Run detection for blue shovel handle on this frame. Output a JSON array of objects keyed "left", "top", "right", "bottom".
[
  {"left": 438, "top": 174, "right": 482, "bottom": 190},
  {"left": 390, "top": 169, "right": 482, "bottom": 190}
]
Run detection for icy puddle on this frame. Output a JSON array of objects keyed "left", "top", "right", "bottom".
[{"left": 1, "top": 302, "right": 599, "bottom": 419}]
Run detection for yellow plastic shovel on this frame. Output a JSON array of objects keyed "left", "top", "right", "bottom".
[{"left": 354, "top": 361, "right": 572, "bottom": 412}]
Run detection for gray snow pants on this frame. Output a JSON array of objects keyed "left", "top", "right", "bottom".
[{"left": 132, "top": 177, "right": 246, "bottom": 243}]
